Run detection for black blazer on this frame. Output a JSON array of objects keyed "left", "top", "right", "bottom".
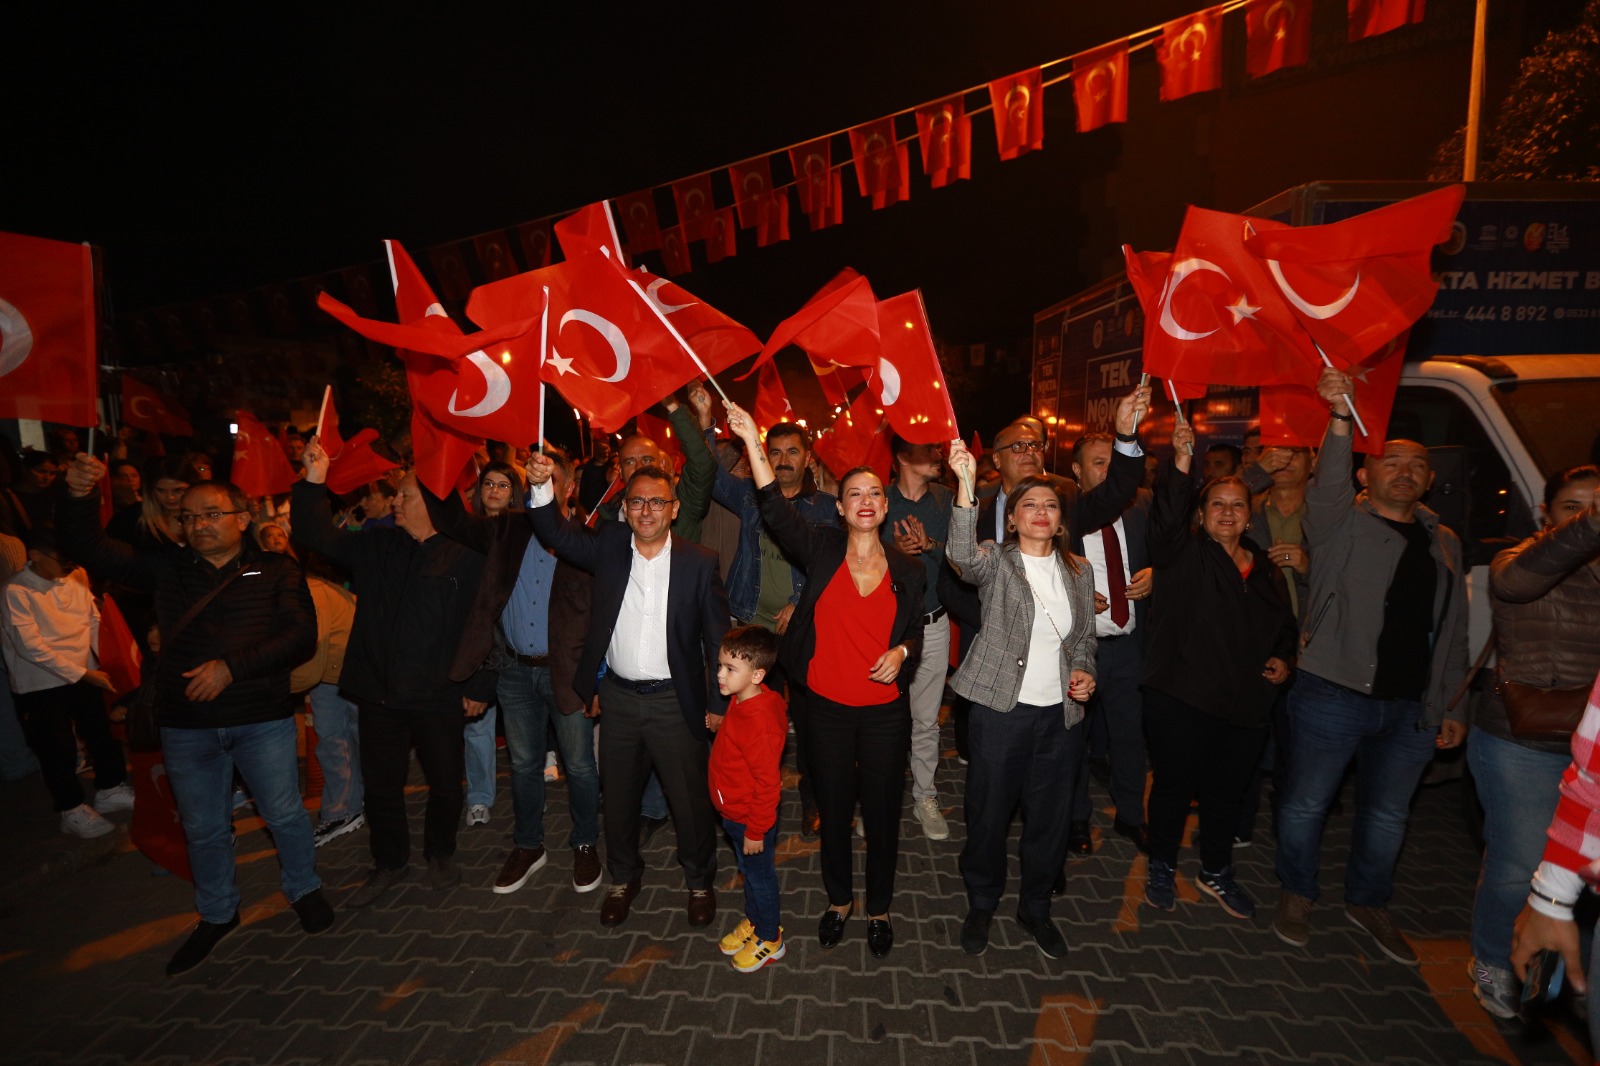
[
  {"left": 944, "top": 450, "right": 1145, "bottom": 633},
  {"left": 528, "top": 499, "right": 730, "bottom": 734},
  {"left": 422, "top": 487, "right": 594, "bottom": 716},
  {"left": 756, "top": 483, "right": 925, "bottom": 698}
]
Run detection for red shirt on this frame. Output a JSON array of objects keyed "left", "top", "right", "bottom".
[
  {"left": 707, "top": 684, "right": 789, "bottom": 837},
  {"left": 808, "top": 563, "right": 899, "bottom": 707}
]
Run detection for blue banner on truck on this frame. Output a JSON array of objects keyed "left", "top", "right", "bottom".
[{"left": 1313, "top": 198, "right": 1600, "bottom": 355}]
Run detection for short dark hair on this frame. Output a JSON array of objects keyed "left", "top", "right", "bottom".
[
  {"left": 23, "top": 524, "right": 65, "bottom": 557},
  {"left": 184, "top": 480, "right": 250, "bottom": 514},
  {"left": 369, "top": 480, "right": 398, "bottom": 499},
  {"left": 722, "top": 624, "right": 778, "bottom": 672},
  {"left": 764, "top": 422, "right": 811, "bottom": 451},
  {"left": 21, "top": 450, "right": 58, "bottom": 471},
  {"left": 624, "top": 466, "right": 676, "bottom": 498},
  {"left": 1544, "top": 464, "right": 1600, "bottom": 509},
  {"left": 1205, "top": 443, "right": 1243, "bottom": 467},
  {"left": 1071, "top": 431, "right": 1114, "bottom": 466}
]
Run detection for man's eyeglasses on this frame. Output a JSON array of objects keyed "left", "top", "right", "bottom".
[
  {"left": 623, "top": 497, "right": 675, "bottom": 512},
  {"left": 179, "top": 510, "right": 247, "bottom": 525},
  {"left": 1002, "top": 440, "right": 1045, "bottom": 454}
]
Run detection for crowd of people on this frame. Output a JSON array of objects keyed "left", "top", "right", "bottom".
[{"left": 2, "top": 369, "right": 1598, "bottom": 1041}]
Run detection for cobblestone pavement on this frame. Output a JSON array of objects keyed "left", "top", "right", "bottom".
[{"left": 1, "top": 725, "right": 1589, "bottom": 1065}]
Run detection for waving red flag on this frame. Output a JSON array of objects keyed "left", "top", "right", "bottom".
[
  {"left": 871, "top": 291, "right": 958, "bottom": 445},
  {"left": 0, "top": 231, "right": 97, "bottom": 427},
  {"left": 753, "top": 361, "right": 796, "bottom": 434},
  {"left": 1349, "top": 0, "right": 1424, "bottom": 40},
  {"left": 915, "top": 96, "right": 972, "bottom": 188},
  {"left": 988, "top": 70, "right": 1044, "bottom": 161},
  {"left": 316, "top": 289, "right": 540, "bottom": 359},
  {"left": 1123, "top": 211, "right": 1319, "bottom": 388},
  {"left": 1246, "top": 0, "right": 1311, "bottom": 77},
  {"left": 849, "top": 119, "right": 910, "bottom": 210},
  {"left": 728, "top": 158, "right": 775, "bottom": 230},
  {"left": 1158, "top": 8, "right": 1224, "bottom": 100},
  {"left": 555, "top": 201, "right": 625, "bottom": 262},
  {"left": 121, "top": 376, "right": 193, "bottom": 436},
  {"left": 384, "top": 241, "right": 490, "bottom": 497},
  {"left": 317, "top": 391, "right": 399, "bottom": 495},
  {"left": 1259, "top": 333, "right": 1407, "bottom": 454},
  {"left": 615, "top": 192, "right": 662, "bottom": 253},
  {"left": 1241, "top": 185, "right": 1463, "bottom": 369},
  {"left": 231, "top": 411, "right": 299, "bottom": 497},
  {"left": 1073, "top": 42, "right": 1129, "bottom": 132},
  {"left": 749, "top": 268, "right": 881, "bottom": 376},
  {"left": 810, "top": 355, "right": 868, "bottom": 408},
  {"left": 815, "top": 387, "right": 892, "bottom": 482}
]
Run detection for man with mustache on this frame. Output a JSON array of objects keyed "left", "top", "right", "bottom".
[{"left": 1271, "top": 367, "right": 1469, "bottom": 966}]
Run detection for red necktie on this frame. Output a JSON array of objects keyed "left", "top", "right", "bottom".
[{"left": 1101, "top": 525, "right": 1129, "bottom": 626}]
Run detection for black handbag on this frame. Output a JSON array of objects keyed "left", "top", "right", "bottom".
[{"left": 125, "top": 568, "right": 251, "bottom": 752}]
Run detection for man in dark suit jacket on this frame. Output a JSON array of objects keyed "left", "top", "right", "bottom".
[
  {"left": 525, "top": 451, "right": 730, "bottom": 930},
  {"left": 1068, "top": 431, "right": 1155, "bottom": 855}
]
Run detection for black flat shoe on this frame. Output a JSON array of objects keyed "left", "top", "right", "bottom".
[
  {"left": 818, "top": 904, "right": 852, "bottom": 948},
  {"left": 867, "top": 918, "right": 894, "bottom": 958},
  {"left": 1067, "top": 820, "right": 1093, "bottom": 857}
]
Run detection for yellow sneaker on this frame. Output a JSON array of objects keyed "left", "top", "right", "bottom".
[
  {"left": 718, "top": 918, "right": 755, "bottom": 956},
  {"left": 730, "top": 931, "right": 785, "bottom": 973}
]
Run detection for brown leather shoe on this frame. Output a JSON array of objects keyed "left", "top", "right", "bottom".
[
  {"left": 687, "top": 887, "right": 717, "bottom": 928},
  {"left": 599, "top": 876, "right": 642, "bottom": 926}
]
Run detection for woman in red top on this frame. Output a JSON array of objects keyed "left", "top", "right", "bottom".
[{"left": 727, "top": 402, "right": 924, "bottom": 959}]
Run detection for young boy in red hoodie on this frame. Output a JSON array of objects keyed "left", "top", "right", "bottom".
[{"left": 706, "top": 625, "right": 788, "bottom": 972}]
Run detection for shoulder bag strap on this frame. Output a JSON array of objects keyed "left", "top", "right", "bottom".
[
  {"left": 163, "top": 564, "right": 252, "bottom": 649},
  {"left": 1446, "top": 623, "right": 1496, "bottom": 713}
]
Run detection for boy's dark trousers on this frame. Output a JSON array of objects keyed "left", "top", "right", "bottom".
[
  {"left": 722, "top": 816, "right": 781, "bottom": 942},
  {"left": 15, "top": 679, "right": 126, "bottom": 811}
]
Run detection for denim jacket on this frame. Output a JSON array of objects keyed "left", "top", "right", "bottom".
[{"left": 710, "top": 443, "right": 838, "bottom": 622}]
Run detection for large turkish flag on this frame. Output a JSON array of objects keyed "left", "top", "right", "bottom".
[
  {"left": 1259, "top": 334, "right": 1407, "bottom": 455},
  {"left": 231, "top": 411, "right": 299, "bottom": 498},
  {"left": 870, "top": 291, "right": 958, "bottom": 446},
  {"left": 0, "top": 232, "right": 97, "bottom": 427}
]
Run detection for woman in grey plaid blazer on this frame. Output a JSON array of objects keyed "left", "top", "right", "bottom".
[{"left": 945, "top": 441, "right": 1097, "bottom": 960}]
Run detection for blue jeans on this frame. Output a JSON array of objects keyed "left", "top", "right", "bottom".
[
  {"left": 1467, "top": 727, "right": 1569, "bottom": 969},
  {"left": 1275, "top": 671, "right": 1438, "bottom": 907},
  {"left": 307, "top": 683, "right": 361, "bottom": 823},
  {"left": 464, "top": 702, "right": 499, "bottom": 808},
  {"left": 722, "top": 816, "right": 781, "bottom": 942},
  {"left": 499, "top": 663, "right": 598, "bottom": 850},
  {"left": 161, "top": 719, "right": 320, "bottom": 923}
]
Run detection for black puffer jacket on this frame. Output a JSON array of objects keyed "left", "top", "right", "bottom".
[{"left": 58, "top": 493, "right": 316, "bottom": 728}]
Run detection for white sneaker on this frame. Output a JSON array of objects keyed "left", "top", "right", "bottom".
[
  {"left": 1469, "top": 957, "right": 1520, "bottom": 1020},
  {"left": 61, "top": 804, "right": 116, "bottom": 839},
  {"left": 914, "top": 796, "right": 950, "bottom": 840},
  {"left": 92, "top": 783, "right": 136, "bottom": 814},
  {"left": 466, "top": 804, "right": 491, "bottom": 827}
]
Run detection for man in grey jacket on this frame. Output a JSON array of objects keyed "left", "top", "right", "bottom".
[{"left": 1272, "top": 368, "right": 1469, "bottom": 965}]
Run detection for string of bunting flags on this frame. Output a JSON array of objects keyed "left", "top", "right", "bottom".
[{"left": 109, "top": 0, "right": 1429, "bottom": 363}]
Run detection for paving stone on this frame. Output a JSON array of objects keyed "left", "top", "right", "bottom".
[
  {"left": 661, "top": 990, "right": 735, "bottom": 1035},
  {"left": 926, "top": 1004, "right": 1005, "bottom": 1047},
  {"left": 545, "top": 1023, "right": 626, "bottom": 1066},
  {"left": 727, "top": 994, "right": 802, "bottom": 1037},
  {"left": 829, "top": 1033, "right": 905, "bottom": 1066},
  {"left": 613, "top": 1026, "right": 695, "bottom": 1066},
  {"left": 797, "top": 996, "right": 867, "bottom": 1040},
  {"left": 82, "top": 1022, "right": 182, "bottom": 1062}
]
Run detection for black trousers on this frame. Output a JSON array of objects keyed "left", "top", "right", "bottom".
[
  {"left": 358, "top": 702, "right": 465, "bottom": 869},
  {"left": 1143, "top": 687, "right": 1270, "bottom": 872},
  {"left": 807, "top": 692, "right": 909, "bottom": 916},
  {"left": 15, "top": 681, "right": 126, "bottom": 811},
  {"left": 1071, "top": 633, "right": 1147, "bottom": 826},
  {"left": 778, "top": 670, "right": 816, "bottom": 812},
  {"left": 599, "top": 676, "right": 716, "bottom": 888},
  {"left": 961, "top": 700, "right": 1084, "bottom": 920}
]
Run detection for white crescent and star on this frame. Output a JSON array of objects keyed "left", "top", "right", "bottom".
[
  {"left": 0, "top": 297, "right": 35, "bottom": 377},
  {"left": 447, "top": 351, "right": 513, "bottom": 419},
  {"left": 1177, "top": 21, "right": 1209, "bottom": 62},
  {"left": 128, "top": 395, "right": 160, "bottom": 420},
  {"left": 1265, "top": 259, "right": 1361, "bottom": 319},
  {"left": 1085, "top": 62, "right": 1116, "bottom": 102},
  {"left": 554, "top": 309, "right": 631, "bottom": 383},
  {"left": 1265, "top": 0, "right": 1296, "bottom": 38},
  {"left": 1158, "top": 257, "right": 1230, "bottom": 341},
  {"left": 1005, "top": 84, "right": 1031, "bottom": 129}
]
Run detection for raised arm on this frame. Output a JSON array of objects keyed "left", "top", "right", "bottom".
[
  {"left": 1303, "top": 368, "right": 1357, "bottom": 546},
  {"left": 945, "top": 439, "right": 1000, "bottom": 587},
  {"left": 293, "top": 438, "right": 367, "bottom": 569},
  {"left": 1146, "top": 424, "right": 1199, "bottom": 570},
  {"left": 1491, "top": 504, "right": 1600, "bottom": 604},
  {"left": 666, "top": 386, "right": 717, "bottom": 539},
  {"left": 1073, "top": 384, "right": 1153, "bottom": 534},
  {"left": 726, "top": 400, "right": 830, "bottom": 570},
  {"left": 56, "top": 464, "right": 159, "bottom": 592},
  {"left": 525, "top": 452, "right": 604, "bottom": 572}
]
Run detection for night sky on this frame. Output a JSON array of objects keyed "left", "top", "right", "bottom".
[{"left": 4, "top": 1, "right": 1585, "bottom": 356}]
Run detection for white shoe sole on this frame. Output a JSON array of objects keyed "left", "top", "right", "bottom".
[
  {"left": 62, "top": 820, "right": 115, "bottom": 839},
  {"left": 915, "top": 803, "right": 950, "bottom": 841},
  {"left": 1468, "top": 962, "right": 1520, "bottom": 1020},
  {"left": 92, "top": 791, "right": 135, "bottom": 814},
  {"left": 314, "top": 814, "right": 365, "bottom": 848},
  {"left": 1196, "top": 878, "right": 1254, "bottom": 920},
  {"left": 492, "top": 851, "right": 548, "bottom": 895},
  {"left": 731, "top": 941, "right": 785, "bottom": 972}
]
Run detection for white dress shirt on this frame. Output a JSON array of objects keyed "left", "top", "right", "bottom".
[
  {"left": 1018, "top": 552, "right": 1074, "bottom": 706},
  {"left": 1081, "top": 516, "right": 1137, "bottom": 638}
]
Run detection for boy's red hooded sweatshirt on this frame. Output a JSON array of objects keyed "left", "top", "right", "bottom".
[{"left": 707, "top": 684, "right": 789, "bottom": 838}]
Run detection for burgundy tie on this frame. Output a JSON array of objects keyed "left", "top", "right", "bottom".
[{"left": 1101, "top": 525, "right": 1130, "bottom": 626}]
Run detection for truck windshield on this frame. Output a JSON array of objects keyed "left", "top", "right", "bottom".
[{"left": 1491, "top": 379, "right": 1600, "bottom": 479}]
